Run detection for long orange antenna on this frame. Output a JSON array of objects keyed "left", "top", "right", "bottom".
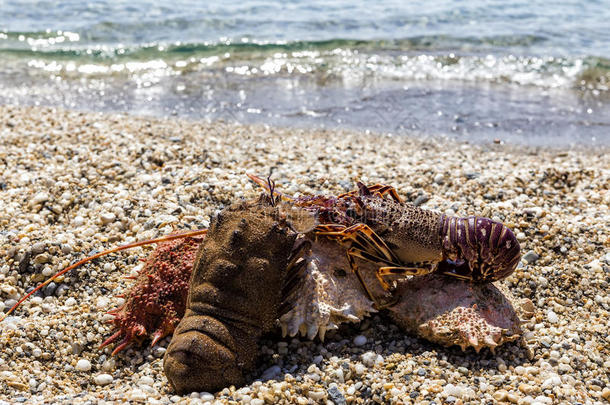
[{"left": 0, "top": 229, "right": 208, "bottom": 323}]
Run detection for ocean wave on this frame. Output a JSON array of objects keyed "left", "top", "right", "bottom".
[{"left": 1, "top": 36, "right": 608, "bottom": 92}]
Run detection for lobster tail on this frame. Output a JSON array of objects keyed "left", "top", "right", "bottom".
[{"left": 440, "top": 216, "right": 521, "bottom": 282}]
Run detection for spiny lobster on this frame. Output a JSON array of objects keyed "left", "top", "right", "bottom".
[{"left": 247, "top": 174, "right": 521, "bottom": 308}]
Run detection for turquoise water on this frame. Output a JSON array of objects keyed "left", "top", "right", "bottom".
[{"left": 1, "top": 0, "right": 609, "bottom": 145}]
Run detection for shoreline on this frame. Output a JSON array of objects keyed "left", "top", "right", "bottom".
[{"left": 0, "top": 105, "right": 608, "bottom": 404}]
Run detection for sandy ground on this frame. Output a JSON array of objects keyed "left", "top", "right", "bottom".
[{"left": 0, "top": 105, "right": 608, "bottom": 404}]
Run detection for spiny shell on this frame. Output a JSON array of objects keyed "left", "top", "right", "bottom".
[
  {"left": 279, "top": 238, "right": 377, "bottom": 341},
  {"left": 103, "top": 234, "right": 204, "bottom": 354},
  {"left": 387, "top": 275, "right": 523, "bottom": 352},
  {"left": 280, "top": 239, "right": 524, "bottom": 352}
]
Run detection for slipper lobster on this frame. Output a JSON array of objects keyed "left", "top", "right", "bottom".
[
  {"left": 248, "top": 174, "right": 521, "bottom": 308},
  {"left": 164, "top": 196, "right": 299, "bottom": 394}
]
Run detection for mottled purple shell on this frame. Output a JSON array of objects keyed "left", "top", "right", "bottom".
[{"left": 440, "top": 216, "right": 521, "bottom": 282}]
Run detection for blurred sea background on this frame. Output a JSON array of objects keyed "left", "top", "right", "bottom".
[{"left": 1, "top": 0, "right": 609, "bottom": 146}]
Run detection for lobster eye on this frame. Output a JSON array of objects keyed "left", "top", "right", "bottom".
[{"left": 345, "top": 207, "right": 358, "bottom": 219}]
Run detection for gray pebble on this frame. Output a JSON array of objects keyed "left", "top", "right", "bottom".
[
  {"left": 260, "top": 365, "right": 281, "bottom": 381},
  {"left": 4, "top": 299, "right": 17, "bottom": 309},
  {"left": 18, "top": 251, "right": 31, "bottom": 273},
  {"left": 523, "top": 250, "right": 540, "bottom": 264},
  {"left": 353, "top": 335, "right": 367, "bottom": 346},
  {"left": 71, "top": 342, "right": 84, "bottom": 355},
  {"left": 413, "top": 194, "right": 429, "bottom": 207},
  {"left": 55, "top": 284, "right": 70, "bottom": 296},
  {"left": 43, "top": 282, "right": 57, "bottom": 297},
  {"left": 327, "top": 385, "right": 347, "bottom": 405},
  {"left": 31, "top": 242, "right": 46, "bottom": 255}
]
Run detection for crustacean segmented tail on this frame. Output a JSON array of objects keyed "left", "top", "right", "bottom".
[{"left": 438, "top": 215, "right": 521, "bottom": 282}]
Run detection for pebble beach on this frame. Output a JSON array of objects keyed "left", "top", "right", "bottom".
[{"left": 0, "top": 104, "right": 608, "bottom": 404}]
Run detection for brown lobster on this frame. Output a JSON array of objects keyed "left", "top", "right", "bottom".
[{"left": 248, "top": 174, "right": 521, "bottom": 308}]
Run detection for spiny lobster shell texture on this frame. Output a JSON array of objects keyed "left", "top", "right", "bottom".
[
  {"left": 280, "top": 239, "right": 523, "bottom": 353},
  {"left": 103, "top": 234, "right": 204, "bottom": 354},
  {"left": 279, "top": 238, "right": 378, "bottom": 341},
  {"left": 387, "top": 275, "right": 523, "bottom": 352},
  {"left": 163, "top": 200, "right": 297, "bottom": 394}
]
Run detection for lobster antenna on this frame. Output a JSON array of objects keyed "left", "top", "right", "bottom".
[
  {"left": 0, "top": 228, "right": 208, "bottom": 323},
  {"left": 246, "top": 173, "right": 294, "bottom": 201},
  {"left": 266, "top": 175, "right": 277, "bottom": 206}
]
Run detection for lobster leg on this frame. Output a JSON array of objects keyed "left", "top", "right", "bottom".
[
  {"left": 316, "top": 223, "right": 404, "bottom": 308},
  {"left": 344, "top": 247, "right": 382, "bottom": 307},
  {"left": 345, "top": 247, "right": 434, "bottom": 288},
  {"left": 377, "top": 264, "right": 436, "bottom": 281},
  {"left": 315, "top": 223, "right": 400, "bottom": 264},
  {"left": 338, "top": 183, "right": 402, "bottom": 203}
]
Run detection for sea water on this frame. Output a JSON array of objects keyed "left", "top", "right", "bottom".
[{"left": 1, "top": 0, "right": 609, "bottom": 146}]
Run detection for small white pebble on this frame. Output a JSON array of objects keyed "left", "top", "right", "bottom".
[
  {"left": 308, "top": 390, "right": 325, "bottom": 401},
  {"left": 32, "top": 192, "right": 49, "bottom": 204},
  {"left": 73, "top": 216, "right": 85, "bottom": 227},
  {"left": 94, "top": 373, "right": 113, "bottom": 386},
  {"left": 100, "top": 212, "right": 116, "bottom": 225},
  {"left": 139, "top": 376, "right": 154, "bottom": 386},
  {"left": 96, "top": 297, "right": 109, "bottom": 310},
  {"left": 361, "top": 351, "right": 377, "bottom": 367},
  {"left": 129, "top": 389, "right": 147, "bottom": 401},
  {"left": 443, "top": 383, "right": 464, "bottom": 398},
  {"left": 153, "top": 346, "right": 167, "bottom": 358},
  {"left": 65, "top": 297, "right": 77, "bottom": 307},
  {"left": 541, "top": 375, "right": 561, "bottom": 389},
  {"left": 547, "top": 310, "right": 559, "bottom": 324},
  {"left": 41, "top": 267, "right": 54, "bottom": 277},
  {"left": 75, "top": 359, "right": 92, "bottom": 372}
]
